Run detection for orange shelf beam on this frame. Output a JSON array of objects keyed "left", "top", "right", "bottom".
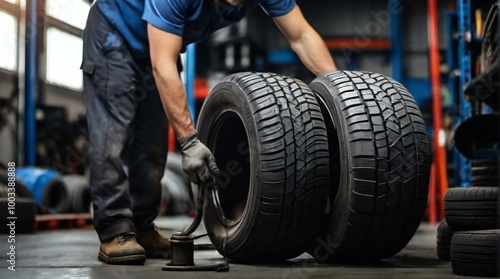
[{"left": 324, "top": 38, "right": 392, "bottom": 50}]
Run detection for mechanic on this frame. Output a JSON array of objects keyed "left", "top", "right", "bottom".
[{"left": 81, "top": 0, "right": 337, "bottom": 265}]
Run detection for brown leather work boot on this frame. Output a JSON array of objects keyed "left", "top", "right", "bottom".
[
  {"left": 98, "top": 232, "right": 146, "bottom": 265},
  {"left": 136, "top": 227, "right": 171, "bottom": 258}
]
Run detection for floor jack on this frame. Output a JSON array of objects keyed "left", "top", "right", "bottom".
[{"left": 162, "top": 181, "right": 230, "bottom": 272}]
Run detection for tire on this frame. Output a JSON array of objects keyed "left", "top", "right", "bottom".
[
  {"left": 0, "top": 170, "right": 35, "bottom": 199},
  {"left": 444, "top": 187, "right": 498, "bottom": 230},
  {"left": 308, "top": 71, "right": 431, "bottom": 262},
  {"left": 451, "top": 230, "right": 500, "bottom": 277},
  {"left": 471, "top": 159, "right": 498, "bottom": 179},
  {"left": 0, "top": 184, "right": 7, "bottom": 197},
  {"left": 471, "top": 174, "right": 499, "bottom": 187},
  {"left": 0, "top": 170, "right": 43, "bottom": 213},
  {"left": 471, "top": 159, "right": 499, "bottom": 169},
  {"left": 15, "top": 168, "right": 69, "bottom": 214},
  {"left": 61, "top": 175, "right": 91, "bottom": 213},
  {"left": 165, "top": 152, "right": 193, "bottom": 212},
  {"left": 437, "top": 221, "right": 456, "bottom": 260},
  {"left": 160, "top": 169, "right": 192, "bottom": 215},
  {"left": 454, "top": 114, "right": 499, "bottom": 159},
  {"left": 197, "top": 72, "right": 329, "bottom": 263},
  {"left": 0, "top": 197, "right": 36, "bottom": 233},
  {"left": 471, "top": 160, "right": 499, "bottom": 184}
]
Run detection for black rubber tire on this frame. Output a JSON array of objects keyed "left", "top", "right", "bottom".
[
  {"left": 471, "top": 174, "right": 499, "bottom": 187},
  {"left": 165, "top": 152, "right": 192, "bottom": 213},
  {"left": 198, "top": 72, "right": 329, "bottom": 263},
  {"left": 451, "top": 230, "right": 500, "bottom": 277},
  {"left": 471, "top": 159, "right": 499, "bottom": 169},
  {"left": 0, "top": 184, "right": 7, "bottom": 197},
  {"left": 42, "top": 177, "right": 70, "bottom": 214},
  {"left": 471, "top": 159, "right": 499, "bottom": 183},
  {"left": 471, "top": 159, "right": 499, "bottom": 180},
  {"left": 160, "top": 169, "right": 192, "bottom": 215},
  {"left": 472, "top": 167, "right": 499, "bottom": 176},
  {"left": 308, "top": 71, "right": 431, "bottom": 262},
  {"left": 0, "top": 170, "right": 36, "bottom": 200},
  {"left": 0, "top": 197, "right": 36, "bottom": 233},
  {"left": 0, "top": 171, "right": 45, "bottom": 214},
  {"left": 437, "top": 221, "right": 456, "bottom": 260},
  {"left": 444, "top": 187, "right": 499, "bottom": 230},
  {"left": 61, "top": 175, "right": 91, "bottom": 213}
]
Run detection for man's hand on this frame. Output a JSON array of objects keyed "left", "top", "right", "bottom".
[{"left": 179, "top": 132, "right": 220, "bottom": 185}]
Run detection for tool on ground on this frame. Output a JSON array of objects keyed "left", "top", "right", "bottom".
[{"left": 162, "top": 176, "right": 229, "bottom": 272}]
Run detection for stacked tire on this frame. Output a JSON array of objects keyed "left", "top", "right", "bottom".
[
  {"left": 438, "top": 159, "right": 499, "bottom": 277},
  {"left": 160, "top": 152, "right": 192, "bottom": 216},
  {"left": 0, "top": 167, "right": 37, "bottom": 233},
  {"left": 198, "top": 71, "right": 431, "bottom": 263}
]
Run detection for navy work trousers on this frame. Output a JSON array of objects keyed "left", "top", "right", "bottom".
[{"left": 82, "top": 5, "right": 168, "bottom": 242}]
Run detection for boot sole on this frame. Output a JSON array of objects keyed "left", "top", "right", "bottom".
[{"left": 98, "top": 251, "right": 146, "bottom": 265}]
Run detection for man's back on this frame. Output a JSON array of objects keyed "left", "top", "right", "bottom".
[{"left": 96, "top": 0, "right": 294, "bottom": 60}]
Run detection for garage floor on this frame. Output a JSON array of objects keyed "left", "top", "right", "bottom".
[{"left": 0, "top": 217, "right": 478, "bottom": 278}]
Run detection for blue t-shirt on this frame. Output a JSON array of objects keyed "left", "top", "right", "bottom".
[{"left": 97, "top": 0, "right": 295, "bottom": 60}]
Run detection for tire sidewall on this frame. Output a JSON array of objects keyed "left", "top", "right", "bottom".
[
  {"left": 197, "top": 82, "right": 261, "bottom": 257},
  {"left": 309, "top": 76, "right": 352, "bottom": 258}
]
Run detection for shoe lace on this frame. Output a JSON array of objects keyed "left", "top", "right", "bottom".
[{"left": 117, "top": 232, "right": 136, "bottom": 245}]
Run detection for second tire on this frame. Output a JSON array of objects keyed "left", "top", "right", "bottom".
[{"left": 308, "top": 71, "right": 432, "bottom": 262}]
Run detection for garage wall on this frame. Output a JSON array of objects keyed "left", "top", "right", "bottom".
[
  {"left": 0, "top": 70, "right": 85, "bottom": 164},
  {"left": 0, "top": 71, "right": 17, "bottom": 163},
  {"left": 246, "top": 0, "right": 450, "bottom": 80},
  {"left": 247, "top": 0, "right": 398, "bottom": 77}
]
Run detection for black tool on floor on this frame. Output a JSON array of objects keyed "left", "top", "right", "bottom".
[{"left": 162, "top": 180, "right": 229, "bottom": 272}]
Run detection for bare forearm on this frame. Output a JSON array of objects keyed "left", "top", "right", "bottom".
[
  {"left": 290, "top": 28, "right": 337, "bottom": 75},
  {"left": 153, "top": 63, "right": 195, "bottom": 139}
]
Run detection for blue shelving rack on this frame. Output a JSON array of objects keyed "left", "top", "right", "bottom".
[{"left": 445, "top": 0, "right": 478, "bottom": 187}]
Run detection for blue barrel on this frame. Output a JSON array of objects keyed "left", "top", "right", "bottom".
[{"left": 16, "top": 167, "right": 69, "bottom": 213}]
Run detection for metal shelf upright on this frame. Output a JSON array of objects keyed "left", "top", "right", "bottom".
[{"left": 454, "top": 0, "right": 473, "bottom": 186}]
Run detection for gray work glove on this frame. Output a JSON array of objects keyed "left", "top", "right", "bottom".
[{"left": 179, "top": 132, "right": 220, "bottom": 185}]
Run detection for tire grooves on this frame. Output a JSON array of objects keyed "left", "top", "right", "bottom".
[
  {"left": 203, "top": 72, "right": 329, "bottom": 261},
  {"left": 444, "top": 187, "right": 499, "bottom": 230},
  {"left": 344, "top": 71, "right": 382, "bottom": 255},
  {"left": 310, "top": 70, "right": 430, "bottom": 261},
  {"left": 451, "top": 230, "right": 500, "bottom": 277}
]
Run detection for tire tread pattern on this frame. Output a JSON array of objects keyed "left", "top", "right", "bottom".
[
  {"left": 310, "top": 71, "right": 431, "bottom": 261},
  {"left": 450, "top": 230, "right": 500, "bottom": 277},
  {"left": 208, "top": 72, "right": 329, "bottom": 262},
  {"left": 444, "top": 187, "right": 499, "bottom": 230}
]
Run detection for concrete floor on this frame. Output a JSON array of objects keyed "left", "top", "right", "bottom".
[{"left": 0, "top": 217, "right": 485, "bottom": 279}]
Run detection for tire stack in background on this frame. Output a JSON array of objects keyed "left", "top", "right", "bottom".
[
  {"left": 160, "top": 152, "right": 193, "bottom": 216},
  {"left": 0, "top": 167, "right": 37, "bottom": 233},
  {"left": 0, "top": 165, "right": 93, "bottom": 233},
  {"left": 437, "top": 159, "right": 499, "bottom": 277},
  {"left": 60, "top": 174, "right": 92, "bottom": 213},
  {"left": 14, "top": 168, "right": 93, "bottom": 215}
]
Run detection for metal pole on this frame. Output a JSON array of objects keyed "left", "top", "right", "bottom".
[
  {"left": 428, "top": 0, "right": 448, "bottom": 221},
  {"left": 389, "top": 0, "right": 403, "bottom": 82},
  {"left": 457, "top": 0, "right": 472, "bottom": 187},
  {"left": 186, "top": 44, "right": 196, "bottom": 123}
]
